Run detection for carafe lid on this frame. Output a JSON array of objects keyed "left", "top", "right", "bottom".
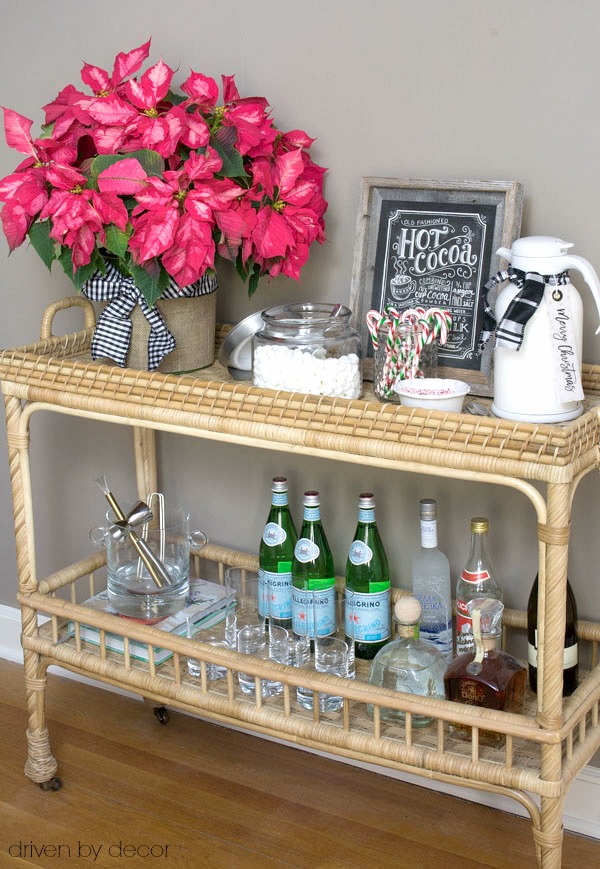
[
  {"left": 499, "top": 236, "right": 574, "bottom": 272},
  {"left": 511, "top": 236, "right": 573, "bottom": 259}
]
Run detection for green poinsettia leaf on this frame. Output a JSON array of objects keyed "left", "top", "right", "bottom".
[
  {"left": 235, "top": 254, "right": 249, "bottom": 283},
  {"left": 128, "top": 262, "right": 170, "bottom": 307},
  {"left": 76, "top": 262, "right": 102, "bottom": 288},
  {"left": 211, "top": 134, "right": 247, "bottom": 179},
  {"left": 166, "top": 90, "right": 187, "bottom": 106},
  {"left": 57, "top": 247, "right": 104, "bottom": 289},
  {"left": 235, "top": 256, "right": 261, "bottom": 297},
  {"left": 247, "top": 265, "right": 261, "bottom": 298},
  {"left": 104, "top": 224, "right": 132, "bottom": 259},
  {"left": 28, "top": 221, "right": 56, "bottom": 270},
  {"left": 90, "top": 149, "right": 165, "bottom": 180}
]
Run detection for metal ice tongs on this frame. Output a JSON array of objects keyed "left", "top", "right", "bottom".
[{"left": 136, "top": 492, "right": 166, "bottom": 581}]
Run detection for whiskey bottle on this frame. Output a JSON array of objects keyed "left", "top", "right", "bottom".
[
  {"left": 345, "top": 493, "right": 391, "bottom": 660},
  {"left": 527, "top": 574, "right": 578, "bottom": 696},
  {"left": 455, "top": 517, "right": 502, "bottom": 655},
  {"left": 444, "top": 597, "right": 526, "bottom": 746},
  {"left": 258, "top": 476, "right": 297, "bottom": 629}
]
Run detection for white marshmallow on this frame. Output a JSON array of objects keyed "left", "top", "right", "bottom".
[{"left": 253, "top": 345, "right": 361, "bottom": 399}]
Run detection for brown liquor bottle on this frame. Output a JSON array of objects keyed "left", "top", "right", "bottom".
[{"left": 444, "top": 597, "right": 527, "bottom": 747}]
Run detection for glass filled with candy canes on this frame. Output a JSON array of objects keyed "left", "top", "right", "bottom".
[{"left": 367, "top": 307, "right": 452, "bottom": 402}]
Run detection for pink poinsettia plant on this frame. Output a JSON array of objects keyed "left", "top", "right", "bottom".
[{"left": 0, "top": 39, "right": 327, "bottom": 305}]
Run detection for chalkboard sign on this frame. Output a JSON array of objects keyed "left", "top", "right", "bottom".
[{"left": 350, "top": 178, "right": 524, "bottom": 396}]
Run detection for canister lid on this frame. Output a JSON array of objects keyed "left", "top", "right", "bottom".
[{"left": 217, "top": 311, "right": 265, "bottom": 378}]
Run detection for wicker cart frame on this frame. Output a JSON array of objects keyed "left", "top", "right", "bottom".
[{"left": 1, "top": 297, "right": 600, "bottom": 868}]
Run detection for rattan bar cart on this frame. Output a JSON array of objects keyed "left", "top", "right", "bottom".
[{"left": 1, "top": 297, "right": 600, "bottom": 868}]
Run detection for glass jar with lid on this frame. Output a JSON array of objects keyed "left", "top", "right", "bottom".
[{"left": 252, "top": 303, "right": 362, "bottom": 398}]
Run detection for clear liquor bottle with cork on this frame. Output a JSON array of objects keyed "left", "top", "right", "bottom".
[
  {"left": 368, "top": 594, "right": 446, "bottom": 726},
  {"left": 455, "top": 517, "right": 502, "bottom": 655},
  {"left": 259, "top": 476, "right": 298, "bottom": 630}
]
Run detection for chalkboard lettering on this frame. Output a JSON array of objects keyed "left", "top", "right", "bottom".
[{"left": 371, "top": 201, "right": 497, "bottom": 370}]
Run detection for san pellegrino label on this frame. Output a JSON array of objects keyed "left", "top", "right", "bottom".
[
  {"left": 263, "top": 522, "right": 288, "bottom": 547},
  {"left": 292, "top": 587, "right": 335, "bottom": 637},
  {"left": 345, "top": 590, "right": 389, "bottom": 643},
  {"left": 294, "top": 537, "right": 321, "bottom": 563},
  {"left": 348, "top": 540, "right": 373, "bottom": 566},
  {"left": 260, "top": 569, "right": 292, "bottom": 620}
]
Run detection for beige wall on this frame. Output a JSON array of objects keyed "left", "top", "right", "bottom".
[{"left": 1, "top": 2, "right": 599, "bottom": 647}]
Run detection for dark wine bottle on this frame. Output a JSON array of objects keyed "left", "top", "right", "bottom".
[{"left": 527, "top": 574, "right": 578, "bottom": 696}]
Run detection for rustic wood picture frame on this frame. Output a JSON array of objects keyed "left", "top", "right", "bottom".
[{"left": 349, "top": 178, "right": 524, "bottom": 395}]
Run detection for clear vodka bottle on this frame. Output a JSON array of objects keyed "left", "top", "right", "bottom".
[{"left": 411, "top": 498, "right": 452, "bottom": 660}]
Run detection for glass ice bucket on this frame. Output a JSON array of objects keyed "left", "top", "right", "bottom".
[{"left": 90, "top": 503, "right": 207, "bottom": 621}]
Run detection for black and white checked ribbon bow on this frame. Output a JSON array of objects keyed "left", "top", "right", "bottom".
[
  {"left": 82, "top": 262, "right": 217, "bottom": 370},
  {"left": 478, "top": 268, "right": 570, "bottom": 352}
]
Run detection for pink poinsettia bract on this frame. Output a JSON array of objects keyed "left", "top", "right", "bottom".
[{"left": 0, "top": 39, "right": 327, "bottom": 305}]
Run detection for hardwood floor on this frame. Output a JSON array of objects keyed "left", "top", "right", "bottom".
[{"left": 0, "top": 659, "right": 598, "bottom": 868}]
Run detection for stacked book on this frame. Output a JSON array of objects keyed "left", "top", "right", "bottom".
[{"left": 67, "top": 579, "right": 229, "bottom": 664}]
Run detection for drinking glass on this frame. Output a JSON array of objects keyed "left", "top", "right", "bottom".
[
  {"left": 373, "top": 324, "right": 438, "bottom": 402},
  {"left": 296, "top": 591, "right": 350, "bottom": 713},
  {"left": 338, "top": 588, "right": 356, "bottom": 680},
  {"left": 236, "top": 623, "right": 289, "bottom": 697},
  {"left": 225, "top": 567, "right": 265, "bottom": 647},
  {"left": 314, "top": 636, "right": 349, "bottom": 712},
  {"left": 186, "top": 617, "right": 231, "bottom": 680}
]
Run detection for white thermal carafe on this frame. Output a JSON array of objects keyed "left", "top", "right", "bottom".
[{"left": 491, "top": 236, "right": 600, "bottom": 423}]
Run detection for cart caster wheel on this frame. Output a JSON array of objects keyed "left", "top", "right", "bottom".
[
  {"left": 39, "top": 776, "right": 62, "bottom": 791},
  {"left": 154, "top": 706, "right": 169, "bottom": 725}
]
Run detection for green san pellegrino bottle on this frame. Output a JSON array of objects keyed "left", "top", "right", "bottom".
[
  {"left": 258, "top": 476, "right": 298, "bottom": 629},
  {"left": 292, "top": 491, "right": 336, "bottom": 639},
  {"left": 345, "top": 493, "right": 391, "bottom": 659}
]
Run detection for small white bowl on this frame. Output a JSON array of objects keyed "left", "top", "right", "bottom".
[{"left": 393, "top": 378, "right": 470, "bottom": 412}]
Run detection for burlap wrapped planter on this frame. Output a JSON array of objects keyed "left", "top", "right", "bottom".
[
  {"left": 125, "top": 291, "right": 217, "bottom": 373},
  {"left": 82, "top": 262, "right": 217, "bottom": 373}
]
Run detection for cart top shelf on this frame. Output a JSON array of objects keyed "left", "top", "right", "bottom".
[{"left": 1, "top": 321, "right": 599, "bottom": 484}]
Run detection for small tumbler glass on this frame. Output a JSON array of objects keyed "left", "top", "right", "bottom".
[
  {"left": 314, "top": 637, "right": 349, "bottom": 712},
  {"left": 225, "top": 567, "right": 265, "bottom": 647},
  {"left": 186, "top": 618, "right": 231, "bottom": 681},
  {"left": 237, "top": 623, "right": 289, "bottom": 697}
]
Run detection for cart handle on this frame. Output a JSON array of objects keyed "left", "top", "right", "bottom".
[{"left": 40, "top": 296, "right": 97, "bottom": 340}]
